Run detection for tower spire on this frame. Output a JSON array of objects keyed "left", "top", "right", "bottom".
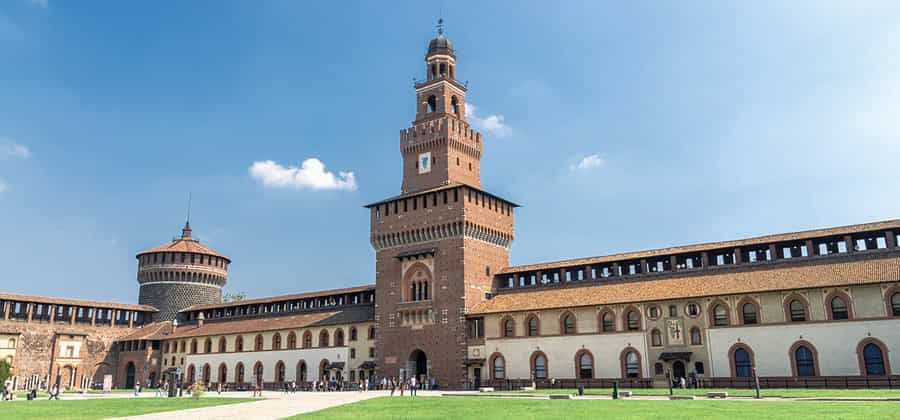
[
  {"left": 436, "top": 18, "right": 444, "bottom": 35},
  {"left": 182, "top": 193, "right": 193, "bottom": 239}
]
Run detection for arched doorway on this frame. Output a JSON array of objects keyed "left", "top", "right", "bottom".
[
  {"left": 218, "top": 363, "right": 228, "bottom": 385},
  {"left": 673, "top": 361, "right": 686, "bottom": 380},
  {"left": 60, "top": 365, "right": 74, "bottom": 389},
  {"left": 409, "top": 349, "right": 428, "bottom": 382},
  {"left": 319, "top": 359, "right": 330, "bottom": 381},
  {"left": 125, "top": 362, "right": 136, "bottom": 389},
  {"left": 202, "top": 363, "right": 211, "bottom": 384},
  {"left": 297, "top": 360, "right": 307, "bottom": 382}
]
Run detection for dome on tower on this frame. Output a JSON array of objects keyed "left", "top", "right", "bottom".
[{"left": 427, "top": 33, "right": 453, "bottom": 55}]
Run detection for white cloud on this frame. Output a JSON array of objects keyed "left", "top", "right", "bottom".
[
  {"left": 249, "top": 158, "right": 357, "bottom": 191},
  {"left": 27, "top": 0, "right": 48, "bottom": 8},
  {"left": 570, "top": 154, "right": 605, "bottom": 172},
  {"left": 0, "top": 141, "right": 30, "bottom": 159},
  {"left": 466, "top": 104, "right": 511, "bottom": 138}
]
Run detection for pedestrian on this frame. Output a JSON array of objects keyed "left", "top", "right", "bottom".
[
  {"left": 390, "top": 378, "right": 396, "bottom": 396},
  {"left": 679, "top": 376, "right": 686, "bottom": 389},
  {"left": 48, "top": 384, "right": 59, "bottom": 400},
  {"left": 399, "top": 379, "right": 404, "bottom": 397},
  {"left": 410, "top": 376, "right": 417, "bottom": 397},
  {"left": 291, "top": 380, "right": 296, "bottom": 394},
  {"left": 134, "top": 381, "right": 141, "bottom": 397},
  {"left": 155, "top": 381, "right": 163, "bottom": 397}
]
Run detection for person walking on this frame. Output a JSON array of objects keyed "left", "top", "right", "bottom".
[
  {"left": 390, "top": 378, "right": 396, "bottom": 396},
  {"left": 134, "top": 381, "right": 141, "bottom": 397},
  {"left": 48, "top": 384, "right": 59, "bottom": 400},
  {"left": 410, "top": 376, "right": 417, "bottom": 397}
]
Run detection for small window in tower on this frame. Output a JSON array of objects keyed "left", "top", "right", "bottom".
[
  {"left": 453, "top": 188, "right": 459, "bottom": 202},
  {"left": 443, "top": 191, "right": 448, "bottom": 204},
  {"left": 456, "top": 157, "right": 460, "bottom": 166},
  {"left": 451, "top": 96, "right": 460, "bottom": 115},
  {"left": 427, "top": 96, "right": 437, "bottom": 113},
  {"left": 439, "top": 63, "right": 447, "bottom": 77},
  {"left": 469, "top": 162, "right": 472, "bottom": 171}
]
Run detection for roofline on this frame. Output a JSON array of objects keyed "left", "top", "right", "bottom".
[
  {"left": 180, "top": 284, "right": 376, "bottom": 312},
  {"left": 0, "top": 292, "right": 158, "bottom": 312},
  {"left": 499, "top": 218, "right": 900, "bottom": 274},
  {"left": 364, "top": 183, "right": 520, "bottom": 208}
]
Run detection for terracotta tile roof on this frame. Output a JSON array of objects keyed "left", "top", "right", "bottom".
[
  {"left": 471, "top": 255, "right": 900, "bottom": 315},
  {"left": 500, "top": 219, "right": 900, "bottom": 274},
  {"left": 137, "top": 238, "right": 228, "bottom": 260},
  {"left": 119, "top": 321, "right": 173, "bottom": 341},
  {"left": 364, "top": 183, "right": 519, "bottom": 208},
  {"left": 181, "top": 284, "right": 375, "bottom": 312},
  {"left": 165, "top": 305, "right": 374, "bottom": 339},
  {"left": 0, "top": 292, "right": 158, "bottom": 312}
]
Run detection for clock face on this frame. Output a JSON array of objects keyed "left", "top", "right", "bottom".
[{"left": 418, "top": 152, "right": 432, "bottom": 174}]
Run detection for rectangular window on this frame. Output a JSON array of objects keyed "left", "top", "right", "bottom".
[
  {"left": 876, "top": 237, "right": 887, "bottom": 249},
  {"left": 423, "top": 196, "right": 428, "bottom": 209},
  {"left": 565, "top": 271, "right": 571, "bottom": 282},
  {"left": 443, "top": 191, "right": 447, "bottom": 204},
  {"left": 577, "top": 270, "right": 584, "bottom": 281},
  {"left": 553, "top": 272, "right": 560, "bottom": 283},
  {"left": 393, "top": 202, "right": 398, "bottom": 214},
  {"left": 453, "top": 189, "right": 459, "bottom": 202},
  {"left": 530, "top": 274, "right": 536, "bottom": 285}
]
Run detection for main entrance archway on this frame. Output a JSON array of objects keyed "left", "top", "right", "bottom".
[
  {"left": 409, "top": 349, "right": 428, "bottom": 381},
  {"left": 125, "top": 362, "right": 136, "bottom": 389},
  {"left": 673, "top": 361, "right": 686, "bottom": 380}
]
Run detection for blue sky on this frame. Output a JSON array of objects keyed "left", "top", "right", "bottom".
[{"left": 2, "top": 1, "right": 899, "bottom": 303}]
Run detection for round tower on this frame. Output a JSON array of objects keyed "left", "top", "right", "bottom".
[{"left": 136, "top": 222, "right": 230, "bottom": 321}]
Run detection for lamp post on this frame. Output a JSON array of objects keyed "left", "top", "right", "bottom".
[
  {"left": 666, "top": 369, "right": 673, "bottom": 396},
  {"left": 752, "top": 367, "right": 761, "bottom": 399}
]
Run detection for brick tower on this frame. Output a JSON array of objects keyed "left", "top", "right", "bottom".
[
  {"left": 368, "top": 21, "right": 516, "bottom": 389},
  {"left": 136, "top": 222, "right": 230, "bottom": 321}
]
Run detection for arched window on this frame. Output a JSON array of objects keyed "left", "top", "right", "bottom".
[
  {"left": 368, "top": 326, "right": 375, "bottom": 340},
  {"left": 235, "top": 336, "right": 244, "bottom": 352},
  {"left": 863, "top": 343, "right": 886, "bottom": 376},
  {"left": 334, "top": 329, "right": 344, "bottom": 347},
  {"left": 254, "top": 334, "right": 264, "bottom": 351},
  {"left": 741, "top": 301, "right": 758, "bottom": 325},
  {"left": 275, "top": 361, "right": 285, "bottom": 383},
  {"left": 186, "top": 364, "right": 195, "bottom": 384},
  {"left": 711, "top": 303, "right": 729, "bottom": 326},
  {"left": 349, "top": 327, "right": 358, "bottom": 341},
  {"left": 654, "top": 362, "right": 664, "bottom": 375},
  {"left": 621, "top": 349, "right": 641, "bottom": 378},
  {"left": 793, "top": 344, "right": 817, "bottom": 377},
  {"left": 427, "top": 95, "right": 437, "bottom": 113},
  {"left": 303, "top": 331, "right": 312, "bottom": 348},
  {"left": 287, "top": 332, "right": 297, "bottom": 349},
  {"left": 180, "top": 340, "right": 185, "bottom": 353},
  {"left": 297, "top": 360, "right": 308, "bottom": 382},
  {"left": 502, "top": 318, "right": 515, "bottom": 337},
  {"left": 319, "top": 330, "right": 330, "bottom": 347},
  {"left": 690, "top": 327, "right": 702, "bottom": 345},
  {"left": 787, "top": 297, "right": 808, "bottom": 322},
  {"left": 531, "top": 352, "right": 548, "bottom": 380},
  {"left": 561, "top": 313, "right": 576, "bottom": 335},
  {"left": 601, "top": 311, "right": 615, "bottom": 332},
  {"left": 235, "top": 362, "right": 245, "bottom": 383},
  {"left": 202, "top": 363, "right": 211, "bottom": 384},
  {"left": 651, "top": 329, "right": 662, "bottom": 347},
  {"left": 576, "top": 350, "right": 594, "bottom": 379},
  {"left": 272, "top": 333, "right": 282, "bottom": 350},
  {"left": 218, "top": 337, "right": 226, "bottom": 353},
  {"left": 190, "top": 339, "right": 197, "bottom": 354},
  {"left": 253, "top": 362, "right": 264, "bottom": 384},
  {"left": 891, "top": 293, "right": 900, "bottom": 317},
  {"left": 450, "top": 96, "right": 460, "bottom": 115},
  {"left": 626, "top": 309, "right": 641, "bottom": 331},
  {"left": 204, "top": 338, "right": 212, "bottom": 353},
  {"left": 526, "top": 316, "right": 539, "bottom": 336},
  {"left": 218, "top": 363, "right": 227, "bottom": 384},
  {"left": 491, "top": 354, "right": 505, "bottom": 380},
  {"left": 829, "top": 295, "right": 850, "bottom": 320},
  {"left": 731, "top": 345, "right": 754, "bottom": 377}
]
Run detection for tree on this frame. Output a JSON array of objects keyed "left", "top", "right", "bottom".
[
  {"left": 0, "top": 359, "right": 10, "bottom": 385},
  {"left": 223, "top": 292, "right": 246, "bottom": 303}
]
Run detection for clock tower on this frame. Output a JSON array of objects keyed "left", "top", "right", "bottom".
[{"left": 369, "top": 21, "right": 516, "bottom": 389}]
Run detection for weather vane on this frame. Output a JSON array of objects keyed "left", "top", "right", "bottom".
[{"left": 436, "top": 18, "right": 444, "bottom": 35}]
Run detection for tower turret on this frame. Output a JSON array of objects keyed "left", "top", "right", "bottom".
[{"left": 136, "top": 222, "right": 230, "bottom": 321}]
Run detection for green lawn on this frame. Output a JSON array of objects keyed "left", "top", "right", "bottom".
[
  {"left": 512, "top": 387, "right": 900, "bottom": 398},
  {"left": 0, "top": 397, "right": 253, "bottom": 420},
  {"left": 295, "top": 397, "right": 900, "bottom": 420}
]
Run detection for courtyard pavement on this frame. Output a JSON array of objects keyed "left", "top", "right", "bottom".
[{"left": 113, "top": 390, "right": 433, "bottom": 420}]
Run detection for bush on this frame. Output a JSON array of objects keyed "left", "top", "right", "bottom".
[
  {"left": 0, "top": 360, "right": 10, "bottom": 385},
  {"left": 190, "top": 382, "right": 206, "bottom": 399}
]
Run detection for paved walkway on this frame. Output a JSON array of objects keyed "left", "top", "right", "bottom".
[{"left": 115, "top": 390, "right": 397, "bottom": 420}]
